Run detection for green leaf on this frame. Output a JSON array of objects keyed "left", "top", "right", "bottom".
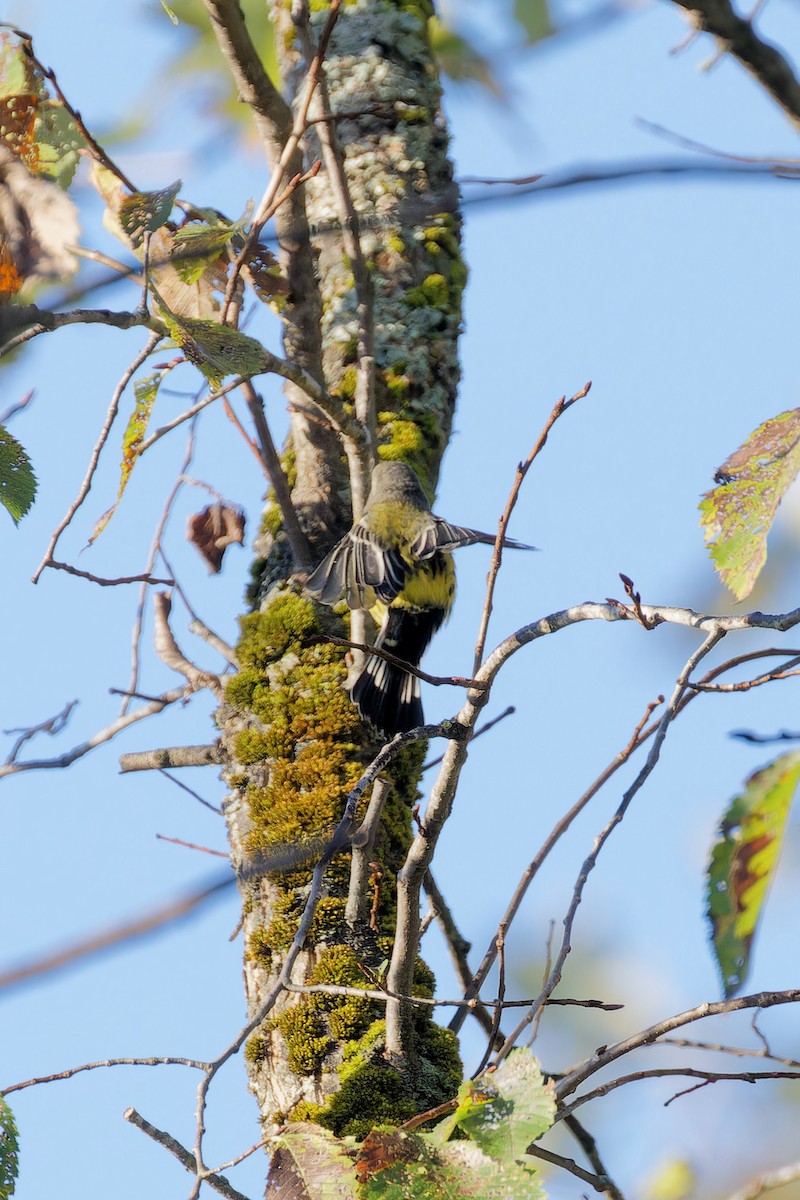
[
  {"left": 32, "top": 101, "right": 86, "bottom": 187},
  {"left": 160, "top": 310, "right": 269, "bottom": 388},
  {"left": 357, "top": 1127, "right": 545, "bottom": 1200},
  {"left": 429, "top": 17, "right": 503, "bottom": 97},
  {"left": 434, "top": 1051, "right": 554, "bottom": 1163},
  {"left": 513, "top": 0, "right": 553, "bottom": 44},
  {"left": 90, "top": 372, "right": 163, "bottom": 543},
  {"left": 707, "top": 751, "right": 800, "bottom": 997},
  {"left": 171, "top": 203, "right": 252, "bottom": 284},
  {"left": 273, "top": 1123, "right": 359, "bottom": 1198},
  {"left": 0, "top": 1095, "right": 19, "bottom": 1199},
  {"left": 0, "top": 424, "right": 36, "bottom": 524},
  {"left": 699, "top": 408, "right": 800, "bottom": 600},
  {"left": 160, "top": 0, "right": 180, "bottom": 23},
  {"left": 119, "top": 180, "right": 182, "bottom": 247},
  {"left": 438, "top": 1142, "right": 546, "bottom": 1200}
]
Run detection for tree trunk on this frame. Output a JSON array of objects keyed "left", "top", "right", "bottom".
[{"left": 214, "top": 0, "right": 466, "bottom": 1135}]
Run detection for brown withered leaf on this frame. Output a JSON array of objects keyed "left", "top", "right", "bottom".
[
  {"left": 187, "top": 502, "right": 245, "bottom": 573},
  {"left": 355, "top": 1129, "right": 423, "bottom": 1185},
  {"left": 244, "top": 242, "right": 289, "bottom": 303},
  {"left": 0, "top": 146, "right": 78, "bottom": 296}
]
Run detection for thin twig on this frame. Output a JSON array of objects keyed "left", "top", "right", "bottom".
[
  {"left": 240, "top": 380, "right": 312, "bottom": 571},
  {"left": 32, "top": 332, "right": 161, "bottom": 584},
  {"left": 3, "top": 699, "right": 78, "bottom": 765},
  {"left": 158, "top": 769, "right": 223, "bottom": 815},
  {"left": 449, "top": 694, "right": 662, "bottom": 1035},
  {"left": 3, "top": 1055, "right": 208, "bottom": 1096},
  {"left": 124, "top": 1109, "right": 251, "bottom": 1200},
  {"left": 0, "top": 875, "right": 233, "bottom": 992},
  {"left": 555, "top": 989, "right": 800, "bottom": 1102},
  {"left": 0, "top": 686, "right": 190, "bottom": 780},
  {"left": 473, "top": 383, "right": 589, "bottom": 672},
  {"left": 492, "top": 630, "right": 724, "bottom": 1062},
  {"left": 670, "top": 0, "right": 800, "bottom": 133}
]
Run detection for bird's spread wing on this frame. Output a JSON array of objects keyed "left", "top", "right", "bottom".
[
  {"left": 306, "top": 522, "right": 409, "bottom": 608},
  {"left": 411, "top": 517, "right": 536, "bottom": 558}
]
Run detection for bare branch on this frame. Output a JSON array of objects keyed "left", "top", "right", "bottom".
[
  {"left": 4, "top": 699, "right": 78, "bottom": 765},
  {"left": 124, "top": 1108, "right": 252, "bottom": 1200},
  {"left": 493, "top": 630, "right": 724, "bottom": 1061},
  {"left": 725, "top": 1161, "right": 800, "bottom": 1200},
  {"left": 670, "top": 0, "right": 800, "bottom": 132},
  {"left": 119, "top": 744, "right": 222, "bottom": 773},
  {"left": 555, "top": 990, "right": 800, "bottom": 1102},
  {"left": 558, "top": 1065, "right": 800, "bottom": 1121},
  {"left": 158, "top": 768, "right": 223, "bottom": 815},
  {"left": 152, "top": 592, "right": 223, "bottom": 695},
  {"left": 31, "top": 332, "right": 162, "bottom": 584},
  {"left": 0, "top": 686, "right": 190, "bottom": 780},
  {"left": 0, "top": 875, "right": 233, "bottom": 992},
  {"left": 524, "top": 1143, "right": 616, "bottom": 1195},
  {"left": 473, "top": 382, "right": 589, "bottom": 672},
  {"left": 449, "top": 694, "right": 662, "bottom": 1035},
  {"left": 240, "top": 380, "right": 312, "bottom": 572},
  {"left": 346, "top": 777, "right": 392, "bottom": 925},
  {"left": 3, "top": 1056, "right": 208, "bottom": 1096}
]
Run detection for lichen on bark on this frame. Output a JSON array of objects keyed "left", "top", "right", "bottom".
[{"left": 215, "top": 0, "right": 466, "bottom": 1132}]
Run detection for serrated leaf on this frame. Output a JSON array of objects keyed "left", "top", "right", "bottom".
[
  {"left": 356, "top": 1128, "right": 544, "bottom": 1200},
  {"left": 0, "top": 423, "right": 36, "bottom": 524},
  {"left": 700, "top": 408, "right": 800, "bottom": 600},
  {"left": 90, "top": 372, "right": 163, "bottom": 543},
  {"left": 707, "top": 751, "right": 800, "bottom": 997},
  {"left": 160, "top": 309, "right": 268, "bottom": 387},
  {"left": 119, "top": 180, "right": 181, "bottom": 247},
  {"left": 438, "top": 1142, "right": 545, "bottom": 1200},
  {"left": 271, "top": 1123, "right": 359, "bottom": 1199},
  {"left": 449, "top": 1051, "right": 555, "bottom": 1163},
  {"left": 0, "top": 1094, "right": 19, "bottom": 1199},
  {"left": 171, "top": 204, "right": 252, "bottom": 284},
  {"left": 513, "top": 0, "right": 552, "bottom": 44}
]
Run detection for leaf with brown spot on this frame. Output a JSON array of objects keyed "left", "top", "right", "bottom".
[
  {"left": 707, "top": 750, "right": 800, "bottom": 997},
  {"left": 187, "top": 502, "right": 246, "bottom": 572},
  {"left": 700, "top": 408, "right": 800, "bottom": 600}
]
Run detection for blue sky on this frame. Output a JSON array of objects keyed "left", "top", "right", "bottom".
[{"left": 2, "top": 1, "right": 800, "bottom": 1197}]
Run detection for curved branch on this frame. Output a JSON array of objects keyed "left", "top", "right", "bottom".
[{"left": 671, "top": 0, "right": 800, "bottom": 133}]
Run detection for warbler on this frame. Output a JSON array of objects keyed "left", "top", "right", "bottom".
[{"left": 305, "top": 461, "right": 533, "bottom": 735}]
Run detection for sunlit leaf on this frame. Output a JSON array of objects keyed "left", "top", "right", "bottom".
[
  {"left": 0, "top": 1095, "right": 19, "bottom": 1199},
  {"left": 357, "top": 1126, "right": 544, "bottom": 1200},
  {"left": 700, "top": 408, "right": 800, "bottom": 600},
  {"left": 160, "top": 0, "right": 180, "bottom": 23},
  {"left": 431, "top": 1050, "right": 554, "bottom": 1163},
  {"left": 119, "top": 180, "right": 182, "bottom": 247},
  {"left": 513, "top": 0, "right": 553, "bottom": 43},
  {"left": 707, "top": 751, "right": 800, "bottom": 997},
  {"left": 90, "top": 372, "right": 163, "bottom": 542},
  {"left": 0, "top": 36, "right": 86, "bottom": 186},
  {"left": 160, "top": 307, "right": 269, "bottom": 387},
  {"left": 0, "top": 421, "right": 36, "bottom": 524},
  {"left": 171, "top": 204, "right": 251, "bottom": 284},
  {"left": 272, "top": 1123, "right": 359, "bottom": 1199}
]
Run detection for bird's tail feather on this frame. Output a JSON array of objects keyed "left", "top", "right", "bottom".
[{"left": 350, "top": 606, "right": 443, "bottom": 735}]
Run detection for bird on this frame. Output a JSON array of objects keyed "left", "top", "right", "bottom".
[{"left": 305, "top": 460, "right": 534, "bottom": 736}]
